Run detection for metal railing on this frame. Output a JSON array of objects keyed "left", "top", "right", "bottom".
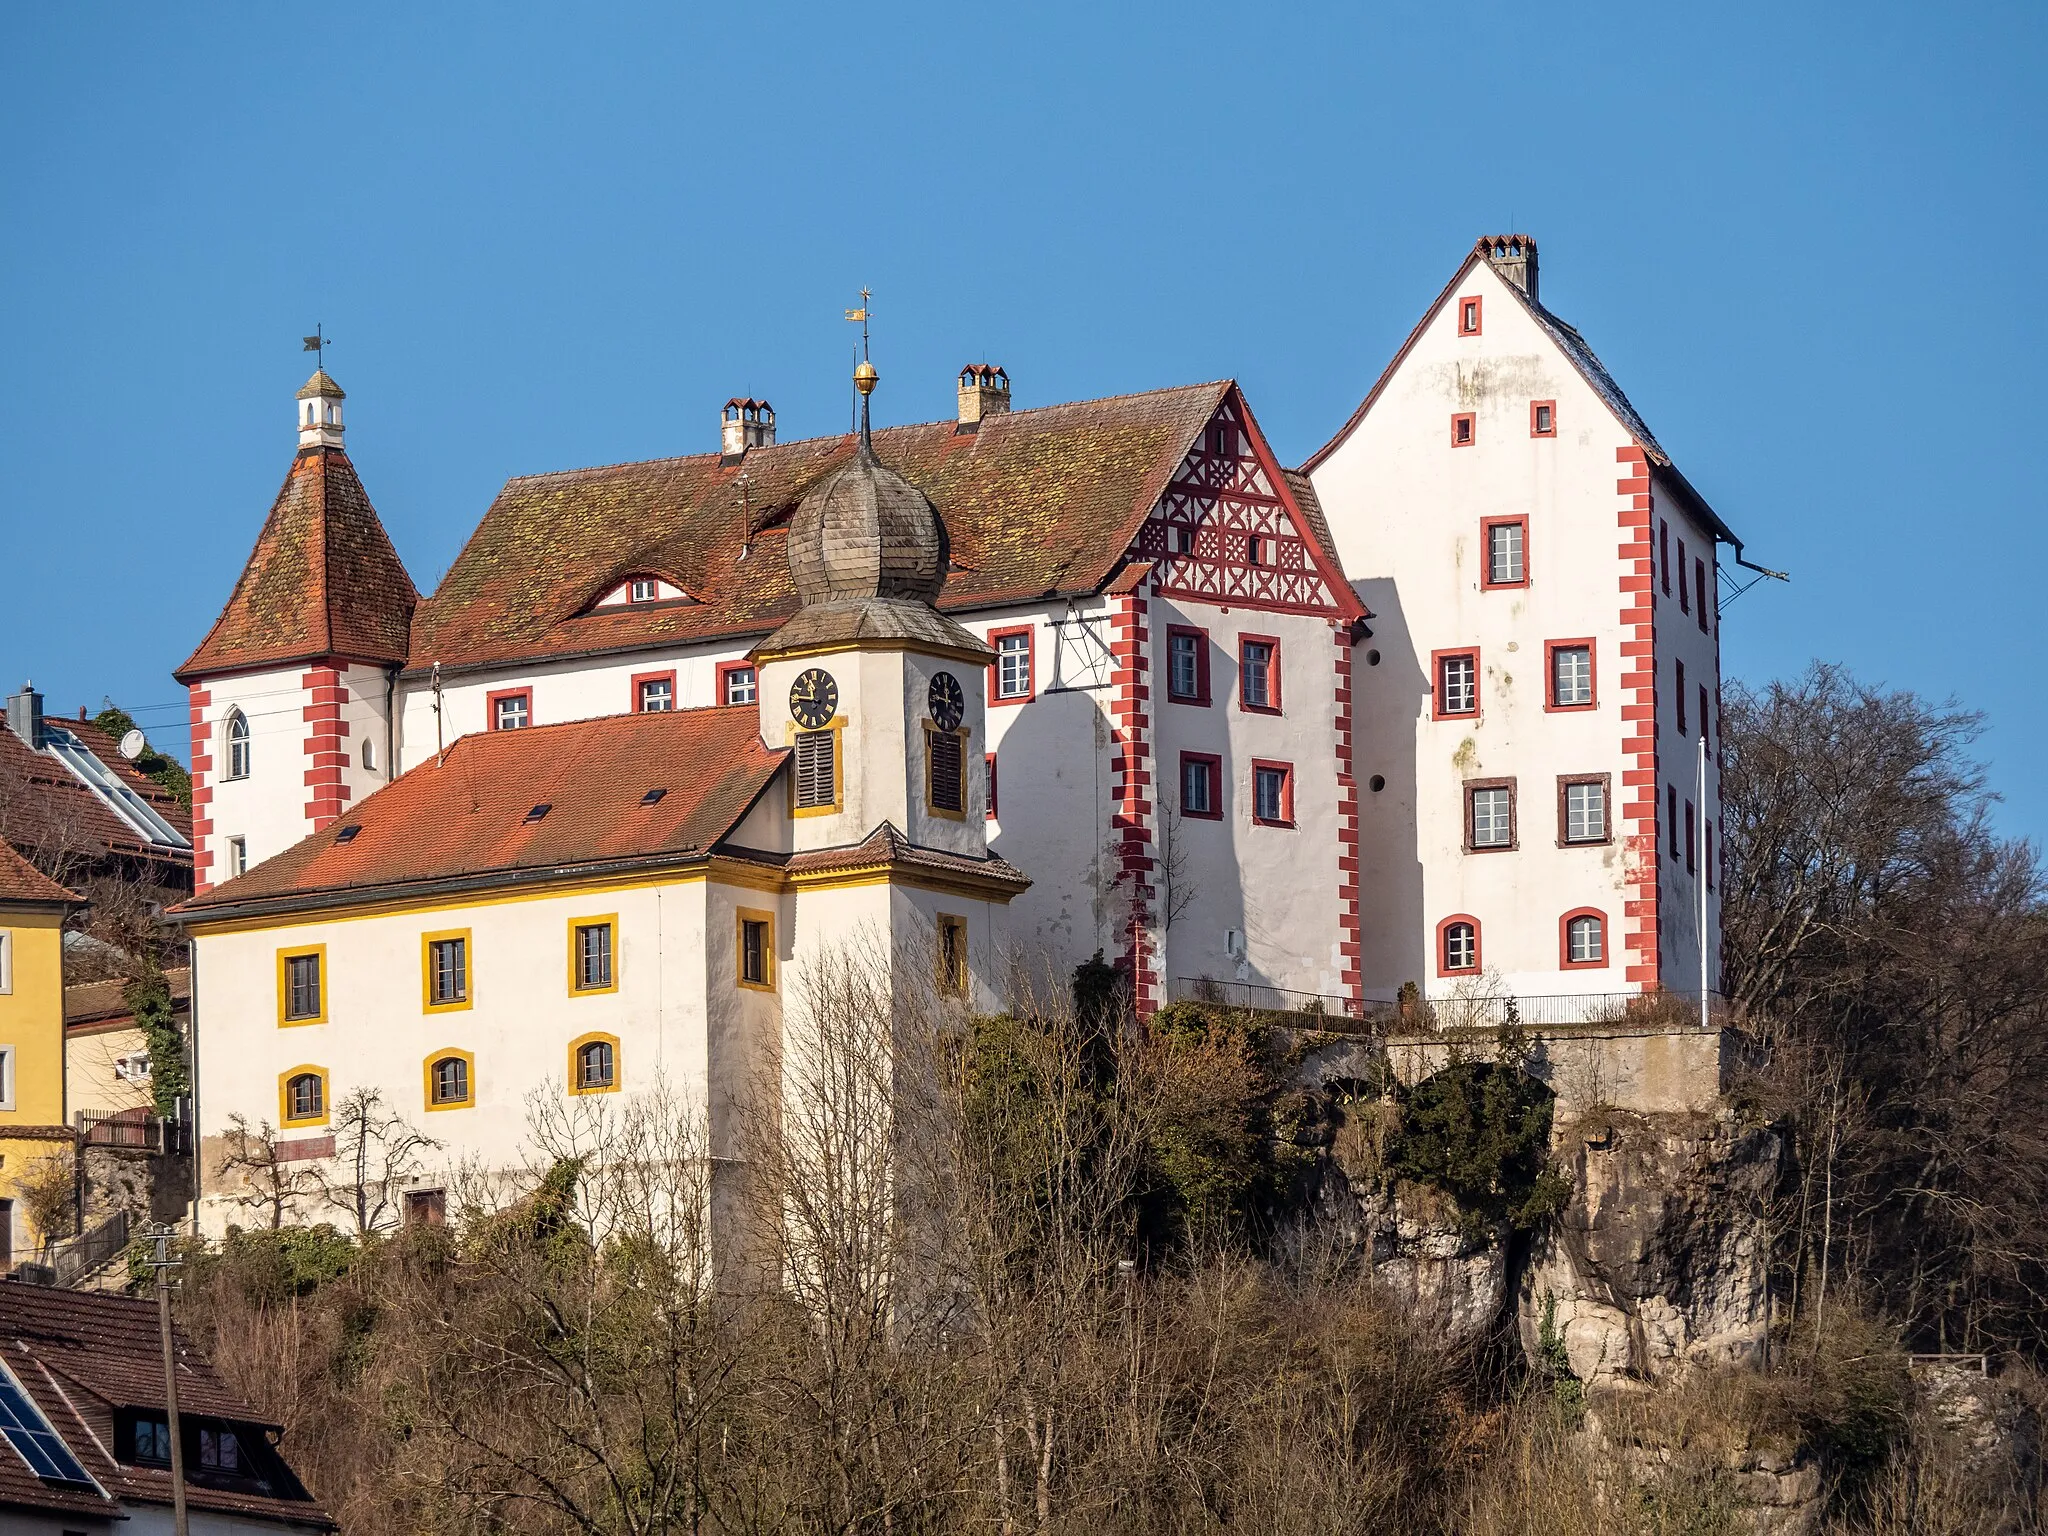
[
  {"left": 1171, "top": 977, "right": 1733, "bottom": 1033},
  {"left": 76, "top": 1110, "right": 189, "bottom": 1155},
  {"left": 19, "top": 1211, "right": 133, "bottom": 1289}
]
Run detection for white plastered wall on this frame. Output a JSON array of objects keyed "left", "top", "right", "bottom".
[
  {"left": 198, "top": 665, "right": 314, "bottom": 878},
  {"left": 1310, "top": 257, "right": 1646, "bottom": 999}
]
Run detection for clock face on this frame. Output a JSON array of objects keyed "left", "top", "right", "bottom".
[
  {"left": 788, "top": 668, "right": 839, "bottom": 730},
  {"left": 927, "top": 671, "right": 964, "bottom": 732}
]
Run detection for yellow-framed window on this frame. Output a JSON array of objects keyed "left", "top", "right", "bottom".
[
  {"left": 421, "top": 929, "right": 473, "bottom": 1012},
  {"left": 278, "top": 1065, "right": 330, "bottom": 1128},
  {"left": 937, "top": 914, "right": 968, "bottom": 996},
  {"left": 567, "top": 915, "right": 619, "bottom": 996},
  {"left": 568, "top": 1032, "right": 621, "bottom": 1095},
  {"left": 276, "top": 945, "right": 327, "bottom": 1026},
  {"left": 736, "top": 908, "right": 776, "bottom": 991},
  {"left": 423, "top": 1048, "right": 476, "bottom": 1111}
]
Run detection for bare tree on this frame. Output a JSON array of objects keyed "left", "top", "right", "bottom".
[
  {"left": 319, "top": 1087, "right": 439, "bottom": 1237},
  {"left": 216, "top": 1114, "right": 323, "bottom": 1229}
]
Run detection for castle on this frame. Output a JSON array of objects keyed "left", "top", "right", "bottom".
[{"left": 171, "top": 236, "right": 1744, "bottom": 1227}]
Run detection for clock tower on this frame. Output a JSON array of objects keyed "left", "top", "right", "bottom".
[{"left": 751, "top": 360, "right": 995, "bottom": 860}]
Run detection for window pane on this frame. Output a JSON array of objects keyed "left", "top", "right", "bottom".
[
  {"left": 640, "top": 678, "right": 673, "bottom": 711},
  {"left": 742, "top": 920, "right": 767, "bottom": 984},
  {"left": 580, "top": 1041, "right": 613, "bottom": 1088},
  {"left": 1254, "top": 766, "right": 1287, "bottom": 822},
  {"left": 1169, "top": 633, "right": 1202, "bottom": 699},
  {"left": 287, "top": 954, "right": 320, "bottom": 1019},
  {"left": 1445, "top": 922, "right": 1476, "bottom": 971},
  {"left": 434, "top": 1058, "right": 467, "bottom": 1103},
  {"left": 1569, "top": 916, "right": 1604, "bottom": 964},
  {"left": 997, "top": 634, "right": 1031, "bottom": 698},
  {"left": 576, "top": 924, "right": 611, "bottom": 989},
  {"left": 431, "top": 939, "right": 466, "bottom": 1003},
  {"left": 1241, "top": 642, "right": 1271, "bottom": 708},
  {"left": 495, "top": 695, "right": 528, "bottom": 730},
  {"left": 724, "top": 667, "right": 756, "bottom": 706},
  {"left": 1553, "top": 646, "right": 1592, "bottom": 707},
  {"left": 1182, "top": 758, "right": 1211, "bottom": 815},
  {"left": 1471, "top": 787, "right": 1511, "bottom": 847},
  {"left": 1441, "top": 655, "right": 1475, "bottom": 714},
  {"left": 1488, "top": 523, "right": 1524, "bottom": 584},
  {"left": 1566, "top": 781, "right": 1606, "bottom": 842}
]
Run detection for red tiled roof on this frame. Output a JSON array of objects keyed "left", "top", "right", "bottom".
[
  {"left": 0, "top": 717, "right": 193, "bottom": 871},
  {"left": 175, "top": 705, "right": 786, "bottom": 916},
  {"left": 780, "top": 820, "right": 1030, "bottom": 893},
  {"left": 176, "top": 446, "right": 418, "bottom": 681},
  {"left": 406, "top": 383, "right": 1242, "bottom": 676},
  {"left": 0, "top": 1284, "right": 335, "bottom": 1528},
  {"left": 0, "top": 836, "right": 77, "bottom": 905}
]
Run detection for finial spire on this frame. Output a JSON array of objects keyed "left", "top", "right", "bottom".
[{"left": 846, "top": 289, "right": 877, "bottom": 452}]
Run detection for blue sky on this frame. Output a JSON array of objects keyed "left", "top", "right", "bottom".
[{"left": 2, "top": 4, "right": 2042, "bottom": 842}]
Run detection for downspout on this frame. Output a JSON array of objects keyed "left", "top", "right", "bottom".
[
  {"left": 186, "top": 933, "right": 200, "bottom": 1236},
  {"left": 383, "top": 663, "right": 401, "bottom": 781}
]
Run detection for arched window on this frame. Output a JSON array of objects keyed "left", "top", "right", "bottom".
[
  {"left": 279, "top": 1066, "right": 328, "bottom": 1127},
  {"left": 425, "top": 1051, "right": 473, "bottom": 1110},
  {"left": 1437, "top": 915, "right": 1480, "bottom": 976},
  {"left": 1561, "top": 909, "right": 1609, "bottom": 969},
  {"left": 225, "top": 710, "right": 251, "bottom": 780},
  {"left": 578, "top": 1039, "right": 614, "bottom": 1090}
]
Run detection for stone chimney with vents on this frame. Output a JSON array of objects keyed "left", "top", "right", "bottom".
[
  {"left": 721, "top": 398, "right": 775, "bottom": 458},
  {"left": 5, "top": 681, "right": 44, "bottom": 748},
  {"left": 1480, "top": 234, "right": 1539, "bottom": 303},
  {"left": 956, "top": 365, "right": 1010, "bottom": 432}
]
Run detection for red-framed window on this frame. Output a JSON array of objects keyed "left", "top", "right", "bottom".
[
  {"left": 1560, "top": 908, "right": 1609, "bottom": 969},
  {"left": 1437, "top": 914, "right": 1481, "bottom": 977},
  {"left": 1179, "top": 752, "right": 1223, "bottom": 820},
  {"left": 718, "top": 661, "right": 757, "bottom": 707},
  {"left": 1695, "top": 558, "right": 1710, "bottom": 632},
  {"left": 1249, "top": 759, "right": 1294, "bottom": 827},
  {"left": 1481, "top": 516, "right": 1528, "bottom": 589},
  {"left": 1164, "top": 624, "right": 1211, "bottom": 705},
  {"left": 988, "top": 626, "right": 1035, "bottom": 705},
  {"left": 1432, "top": 648, "right": 1479, "bottom": 720},
  {"left": 488, "top": 688, "right": 532, "bottom": 732},
  {"left": 1238, "top": 634, "right": 1281, "bottom": 713},
  {"left": 1530, "top": 399, "right": 1557, "bottom": 437},
  {"left": 1451, "top": 412, "right": 1475, "bottom": 448},
  {"left": 632, "top": 670, "right": 677, "bottom": 713},
  {"left": 1457, "top": 295, "right": 1482, "bottom": 336},
  {"left": 986, "top": 753, "right": 997, "bottom": 821},
  {"left": 1545, "top": 638, "right": 1597, "bottom": 711},
  {"left": 1677, "top": 538, "right": 1690, "bottom": 614},
  {"left": 1676, "top": 660, "right": 1688, "bottom": 735}
]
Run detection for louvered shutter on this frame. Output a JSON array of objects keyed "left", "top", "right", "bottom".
[
  {"left": 928, "top": 731, "right": 964, "bottom": 813},
  {"left": 794, "top": 730, "right": 835, "bottom": 808}
]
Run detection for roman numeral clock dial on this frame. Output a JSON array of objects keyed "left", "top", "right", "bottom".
[{"left": 788, "top": 668, "right": 839, "bottom": 730}]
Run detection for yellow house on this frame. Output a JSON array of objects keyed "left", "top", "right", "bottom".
[{"left": 0, "top": 838, "right": 81, "bottom": 1265}]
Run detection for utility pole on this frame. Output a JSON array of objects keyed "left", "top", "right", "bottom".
[{"left": 147, "top": 1226, "right": 190, "bottom": 1536}]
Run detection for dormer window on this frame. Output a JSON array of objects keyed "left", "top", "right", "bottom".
[{"left": 593, "top": 574, "right": 690, "bottom": 610}]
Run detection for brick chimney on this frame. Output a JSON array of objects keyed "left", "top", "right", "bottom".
[
  {"left": 721, "top": 398, "right": 775, "bottom": 458},
  {"left": 956, "top": 365, "right": 1010, "bottom": 433},
  {"left": 1479, "top": 234, "right": 1539, "bottom": 303},
  {"left": 5, "top": 681, "right": 44, "bottom": 748}
]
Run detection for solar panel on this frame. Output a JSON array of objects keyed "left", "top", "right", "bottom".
[
  {"left": 0, "top": 1358, "right": 97, "bottom": 1488},
  {"left": 42, "top": 726, "right": 191, "bottom": 850}
]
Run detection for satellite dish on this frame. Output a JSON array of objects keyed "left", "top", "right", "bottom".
[{"left": 118, "top": 729, "right": 147, "bottom": 761}]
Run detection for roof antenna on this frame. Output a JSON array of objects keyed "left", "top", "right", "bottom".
[{"left": 301, "top": 323, "right": 329, "bottom": 371}]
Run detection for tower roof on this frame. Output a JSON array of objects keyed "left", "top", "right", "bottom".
[
  {"left": 296, "top": 368, "right": 346, "bottom": 401},
  {"left": 786, "top": 435, "right": 949, "bottom": 607},
  {"left": 176, "top": 446, "right": 418, "bottom": 681}
]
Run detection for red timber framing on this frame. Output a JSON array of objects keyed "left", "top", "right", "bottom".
[
  {"left": 188, "top": 684, "right": 215, "bottom": 892},
  {"left": 302, "top": 663, "right": 351, "bottom": 829},
  {"left": 1617, "top": 446, "right": 1660, "bottom": 988},
  {"left": 1107, "top": 564, "right": 1160, "bottom": 1018},
  {"left": 1333, "top": 629, "right": 1362, "bottom": 1009},
  {"left": 1132, "top": 392, "right": 1361, "bottom": 622}
]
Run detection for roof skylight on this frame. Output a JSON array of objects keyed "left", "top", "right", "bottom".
[
  {"left": 641, "top": 788, "right": 667, "bottom": 806},
  {"left": 524, "top": 803, "right": 552, "bottom": 823}
]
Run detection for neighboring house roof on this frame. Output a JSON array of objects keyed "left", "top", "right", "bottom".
[
  {"left": 173, "top": 705, "right": 790, "bottom": 918},
  {"left": 1298, "top": 238, "right": 1739, "bottom": 549},
  {"left": 176, "top": 446, "right": 418, "bottom": 681},
  {"left": 0, "top": 1284, "right": 335, "bottom": 1529},
  {"left": 749, "top": 819, "right": 1031, "bottom": 894},
  {"left": 64, "top": 966, "right": 190, "bottom": 1034},
  {"left": 0, "top": 716, "right": 193, "bottom": 873},
  {"left": 0, "top": 836, "right": 79, "bottom": 906},
  {"left": 405, "top": 381, "right": 1355, "bottom": 678}
]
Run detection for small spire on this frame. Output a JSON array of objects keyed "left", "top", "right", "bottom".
[{"left": 296, "top": 367, "right": 346, "bottom": 450}]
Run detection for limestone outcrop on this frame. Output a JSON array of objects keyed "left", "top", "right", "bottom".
[{"left": 1516, "top": 1107, "right": 1781, "bottom": 1385}]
